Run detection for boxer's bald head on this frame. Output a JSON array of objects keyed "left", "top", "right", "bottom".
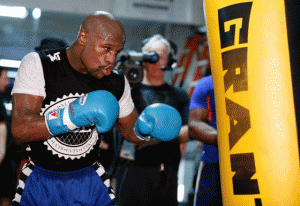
[
  {"left": 80, "top": 11, "right": 125, "bottom": 43},
  {"left": 68, "top": 11, "right": 125, "bottom": 79}
]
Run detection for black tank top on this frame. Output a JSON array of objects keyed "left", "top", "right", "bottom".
[{"left": 28, "top": 48, "right": 125, "bottom": 171}]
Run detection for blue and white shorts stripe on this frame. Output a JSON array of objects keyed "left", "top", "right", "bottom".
[{"left": 12, "top": 160, "right": 115, "bottom": 206}]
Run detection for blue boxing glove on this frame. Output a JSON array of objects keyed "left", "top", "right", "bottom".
[
  {"left": 45, "top": 90, "right": 119, "bottom": 136},
  {"left": 134, "top": 103, "right": 182, "bottom": 141}
]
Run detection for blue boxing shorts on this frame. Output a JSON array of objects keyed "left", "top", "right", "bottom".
[{"left": 12, "top": 160, "right": 115, "bottom": 206}]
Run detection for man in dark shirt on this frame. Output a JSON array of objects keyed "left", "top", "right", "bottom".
[
  {"left": 116, "top": 34, "right": 190, "bottom": 206},
  {"left": 0, "top": 66, "right": 13, "bottom": 206}
]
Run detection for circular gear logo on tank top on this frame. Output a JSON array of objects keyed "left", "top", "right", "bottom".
[{"left": 40, "top": 93, "right": 98, "bottom": 160}]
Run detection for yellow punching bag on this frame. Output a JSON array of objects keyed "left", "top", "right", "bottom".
[{"left": 203, "top": 0, "right": 300, "bottom": 205}]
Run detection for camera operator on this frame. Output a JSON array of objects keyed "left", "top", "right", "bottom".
[{"left": 115, "top": 34, "right": 190, "bottom": 206}]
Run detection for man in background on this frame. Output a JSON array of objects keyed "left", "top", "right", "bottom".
[
  {"left": 0, "top": 66, "right": 13, "bottom": 206},
  {"left": 116, "top": 34, "right": 190, "bottom": 206},
  {"left": 188, "top": 74, "right": 222, "bottom": 206}
]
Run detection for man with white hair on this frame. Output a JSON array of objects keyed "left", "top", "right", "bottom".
[{"left": 116, "top": 34, "right": 190, "bottom": 206}]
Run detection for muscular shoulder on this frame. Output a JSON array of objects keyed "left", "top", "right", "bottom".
[{"left": 22, "top": 52, "right": 41, "bottom": 64}]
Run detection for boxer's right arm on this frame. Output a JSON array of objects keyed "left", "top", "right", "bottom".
[
  {"left": 11, "top": 52, "right": 51, "bottom": 144},
  {"left": 12, "top": 90, "right": 120, "bottom": 144},
  {"left": 12, "top": 53, "right": 120, "bottom": 144},
  {"left": 11, "top": 93, "right": 51, "bottom": 144}
]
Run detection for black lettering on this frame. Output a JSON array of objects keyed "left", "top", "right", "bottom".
[
  {"left": 255, "top": 198, "right": 262, "bottom": 206},
  {"left": 218, "top": 1, "right": 262, "bottom": 202},
  {"left": 231, "top": 153, "right": 260, "bottom": 195},
  {"left": 222, "top": 48, "right": 248, "bottom": 92},
  {"left": 219, "top": 2, "right": 253, "bottom": 48},
  {"left": 226, "top": 98, "right": 251, "bottom": 150}
]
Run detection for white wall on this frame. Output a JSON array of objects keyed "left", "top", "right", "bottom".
[
  {"left": 0, "top": 10, "right": 197, "bottom": 61},
  {"left": 0, "top": 0, "right": 205, "bottom": 25},
  {"left": 0, "top": 1, "right": 203, "bottom": 88},
  {"left": 0, "top": 0, "right": 113, "bottom": 15}
]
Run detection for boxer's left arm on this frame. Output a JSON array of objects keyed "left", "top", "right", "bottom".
[
  {"left": 115, "top": 103, "right": 182, "bottom": 144},
  {"left": 136, "top": 91, "right": 190, "bottom": 149},
  {"left": 115, "top": 77, "right": 182, "bottom": 143},
  {"left": 113, "top": 77, "right": 145, "bottom": 143},
  {"left": 115, "top": 107, "right": 144, "bottom": 144}
]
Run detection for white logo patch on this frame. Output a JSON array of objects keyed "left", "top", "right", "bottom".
[
  {"left": 47, "top": 52, "right": 61, "bottom": 62},
  {"left": 41, "top": 93, "right": 98, "bottom": 160}
]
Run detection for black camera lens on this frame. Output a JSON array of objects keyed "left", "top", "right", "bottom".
[
  {"left": 128, "top": 69, "right": 138, "bottom": 80},
  {"left": 123, "top": 66, "right": 144, "bottom": 84}
]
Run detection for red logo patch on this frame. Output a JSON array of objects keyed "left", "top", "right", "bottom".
[{"left": 48, "top": 110, "right": 59, "bottom": 120}]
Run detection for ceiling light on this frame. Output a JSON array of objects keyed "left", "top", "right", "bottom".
[
  {"left": 32, "top": 8, "right": 41, "bottom": 19},
  {"left": 0, "top": 59, "right": 21, "bottom": 68},
  {"left": 0, "top": 5, "right": 28, "bottom": 19}
]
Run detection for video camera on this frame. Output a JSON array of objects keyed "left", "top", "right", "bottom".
[{"left": 115, "top": 50, "right": 159, "bottom": 84}]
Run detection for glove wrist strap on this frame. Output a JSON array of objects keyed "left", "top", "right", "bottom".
[
  {"left": 45, "top": 109, "right": 69, "bottom": 136},
  {"left": 63, "top": 106, "right": 78, "bottom": 130}
]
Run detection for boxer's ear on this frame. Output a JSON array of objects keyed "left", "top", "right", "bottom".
[{"left": 78, "top": 29, "right": 88, "bottom": 46}]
